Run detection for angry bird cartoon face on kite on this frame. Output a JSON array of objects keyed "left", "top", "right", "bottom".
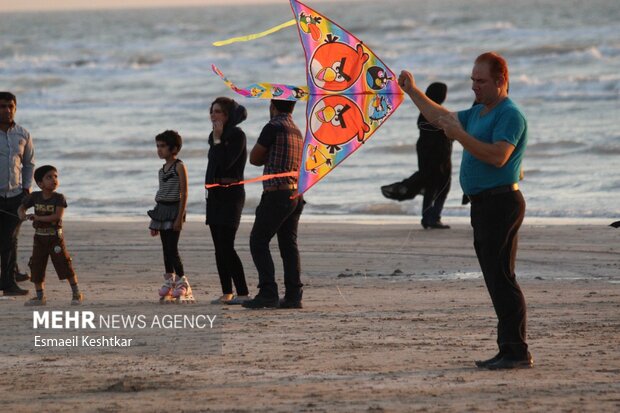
[
  {"left": 305, "top": 144, "right": 332, "bottom": 174},
  {"left": 310, "top": 35, "right": 369, "bottom": 92},
  {"left": 292, "top": 87, "right": 308, "bottom": 99},
  {"left": 272, "top": 86, "right": 284, "bottom": 97},
  {"left": 299, "top": 12, "right": 322, "bottom": 41},
  {"left": 368, "top": 95, "right": 392, "bottom": 123},
  {"left": 250, "top": 85, "right": 266, "bottom": 97},
  {"left": 366, "top": 66, "right": 393, "bottom": 91},
  {"left": 310, "top": 95, "right": 370, "bottom": 152}
]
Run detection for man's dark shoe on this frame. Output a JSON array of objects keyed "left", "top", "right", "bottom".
[
  {"left": 475, "top": 352, "right": 503, "bottom": 368},
  {"left": 278, "top": 298, "right": 302, "bottom": 309},
  {"left": 381, "top": 183, "right": 415, "bottom": 201},
  {"left": 3, "top": 285, "right": 29, "bottom": 296},
  {"left": 242, "top": 295, "right": 279, "bottom": 309},
  {"left": 15, "top": 271, "right": 30, "bottom": 283},
  {"left": 486, "top": 353, "right": 534, "bottom": 370},
  {"left": 423, "top": 221, "right": 450, "bottom": 229}
]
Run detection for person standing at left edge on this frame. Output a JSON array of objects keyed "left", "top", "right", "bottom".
[
  {"left": 0, "top": 92, "right": 33, "bottom": 296},
  {"left": 398, "top": 52, "right": 532, "bottom": 369},
  {"left": 243, "top": 99, "right": 304, "bottom": 309}
]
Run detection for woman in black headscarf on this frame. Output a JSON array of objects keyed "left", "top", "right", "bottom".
[
  {"left": 381, "top": 82, "right": 452, "bottom": 229},
  {"left": 206, "top": 97, "right": 250, "bottom": 304}
]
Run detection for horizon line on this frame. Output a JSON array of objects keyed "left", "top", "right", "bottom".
[{"left": 0, "top": 0, "right": 374, "bottom": 14}]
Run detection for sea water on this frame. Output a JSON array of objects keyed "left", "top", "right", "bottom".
[{"left": 0, "top": 0, "right": 618, "bottom": 220}]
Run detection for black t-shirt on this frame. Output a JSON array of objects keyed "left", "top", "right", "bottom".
[{"left": 21, "top": 191, "right": 67, "bottom": 229}]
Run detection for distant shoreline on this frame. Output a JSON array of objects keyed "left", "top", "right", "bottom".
[{"left": 63, "top": 214, "right": 615, "bottom": 226}]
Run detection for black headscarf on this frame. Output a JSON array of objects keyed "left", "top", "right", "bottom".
[{"left": 425, "top": 82, "right": 447, "bottom": 104}]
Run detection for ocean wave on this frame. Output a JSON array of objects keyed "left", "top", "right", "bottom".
[
  {"left": 469, "top": 21, "right": 515, "bottom": 33},
  {"left": 521, "top": 169, "right": 544, "bottom": 176},
  {"left": 589, "top": 143, "right": 620, "bottom": 155},
  {"left": 64, "top": 58, "right": 99, "bottom": 68},
  {"left": 526, "top": 141, "right": 587, "bottom": 157},
  {"left": 373, "top": 144, "right": 416, "bottom": 155},
  {"left": 512, "top": 73, "right": 620, "bottom": 102},
  {"left": 342, "top": 202, "right": 408, "bottom": 216},
  {"left": 523, "top": 207, "right": 620, "bottom": 219},
  {"left": 2, "top": 53, "right": 61, "bottom": 68},
  {"left": 599, "top": 179, "right": 620, "bottom": 191},
  {"left": 2, "top": 57, "right": 159, "bottom": 75},
  {"left": 377, "top": 18, "right": 417, "bottom": 31},
  {"left": 127, "top": 54, "right": 163, "bottom": 69},
  {"left": 10, "top": 76, "right": 67, "bottom": 89},
  {"left": 153, "top": 22, "right": 216, "bottom": 36},
  {"left": 527, "top": 141, "right": 620, "bottom": 157},
  {"left": 510, "top": 44, "right": 604, "bottom": 59},
  {"left": 53, "top": 148, "right": 207, "bottom": 160}
]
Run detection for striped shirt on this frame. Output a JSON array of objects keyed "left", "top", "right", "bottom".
[
  {"left": 155, "top": 159, "right": 182, "bottom": 202},
  {"left": 256, "top": 114, "right": 303, "bottom": 189}
]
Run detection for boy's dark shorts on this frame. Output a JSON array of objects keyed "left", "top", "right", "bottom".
[{"left": 29, "top": 234, "right": 76, "bottom": 284}]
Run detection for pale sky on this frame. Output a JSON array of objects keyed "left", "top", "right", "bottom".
[{"left": 0, "top": 0, "right": 363, "bottom": 13}]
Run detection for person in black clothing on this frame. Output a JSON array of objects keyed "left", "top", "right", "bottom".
[
  {"left": 1, "top": 91, "right": 33, "bottom": 296},
  {"left": 381, "top": 82, "right": 452, "bottom": 229},
  {"left": 205, "top": 97, "right": 250, "bottom": 305}
]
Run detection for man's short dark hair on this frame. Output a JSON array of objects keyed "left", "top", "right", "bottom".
[
  {"left": 34, "top": 165, "right": 57, "bottom": 184},
  {"left": 475, "top": 52, "right": 509, "bottom": 86},
  {"left": 0, "top": 92, "right": 16, "bottom": 103},
  {"left": 271, "top": 99, "right": 296, "bottom": 114},
  {"left": 155, "top": 130, "right": 183, "bottom": 153}
]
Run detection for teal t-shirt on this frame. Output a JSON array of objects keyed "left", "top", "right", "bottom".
[{"left": 457, "top": 98, "right": 527, "bottom": 195}]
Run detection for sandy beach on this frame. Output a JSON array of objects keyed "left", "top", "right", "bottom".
[{"left": 1, "top": 218, "right": 619, "bottom": 412}]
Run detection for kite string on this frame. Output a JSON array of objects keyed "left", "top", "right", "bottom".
[
  {"left": 387, "top": 176, "right": 452, "bottom": 256},
  {"left": 418, "top": 113, "right": 454, "bottom": 132},
  {"left": 411, "top": 114, "right": 457, "bottom": 221},
  {"left": 205, "top": 171, "right": 297, "bottom": 189},
  {"left": 0, "top": 209, "right": 21, "bottom": 219},
  {"left": 213, "top": 19, "right": 297, "bottom": 47},
  {"left": 334, "top": 159, "right": 452, "bottom": 308}
]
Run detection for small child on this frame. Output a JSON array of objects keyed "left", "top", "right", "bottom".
[
  {"left": 18, "top": 165, "right": 82, "bottom": 306},
  {"left": 147, "top": 130, "right": 193, "bottom": 303}
]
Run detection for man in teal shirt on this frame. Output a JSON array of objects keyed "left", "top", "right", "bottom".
[
  {"left": 398, "top": 52, "right": 532, "bottom": 369},
  {"left": 457, "top": 98, "right": 527, "bottom": 194}
]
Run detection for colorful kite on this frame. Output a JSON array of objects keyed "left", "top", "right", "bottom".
[{"left": 212, "top": 0, "right": 403, "bottom": 195}]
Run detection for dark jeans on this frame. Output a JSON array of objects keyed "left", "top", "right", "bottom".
[
  {"left": 471, "top": 190, "right": 528, "bottom": 357},
  {"left": 385, "top": 137, "right": 451, "bottom": 224},
  {"left": 160, "top": 230, "right": 184, "bottom": 276},
  {"left": 209, "top": 224, "right": 248, "bottom": 296},
  {"left": 250, "top": 190, "right": 304, "bottom": 301},
  {"left": 421, "top": 175, "right": 451, "bottom": 225},
  {"left": 0, "top": 193, "right": 24, "bottom": 290},
  {"left": 417, "top": 137, "right": 451, "bottom": 225},
  {"left": 397, "top": 171, "right": 451, "bottom": 224}
]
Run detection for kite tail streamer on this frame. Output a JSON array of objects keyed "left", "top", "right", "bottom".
[
  {"left": 211, "top": 64, "right": 309, "bottom": 102},
  {"left": 213, "top": 19, "right": 296, "bottom": 46},
  {"left": 205, "top": 171, "right": 297, "bottom": 189}
]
